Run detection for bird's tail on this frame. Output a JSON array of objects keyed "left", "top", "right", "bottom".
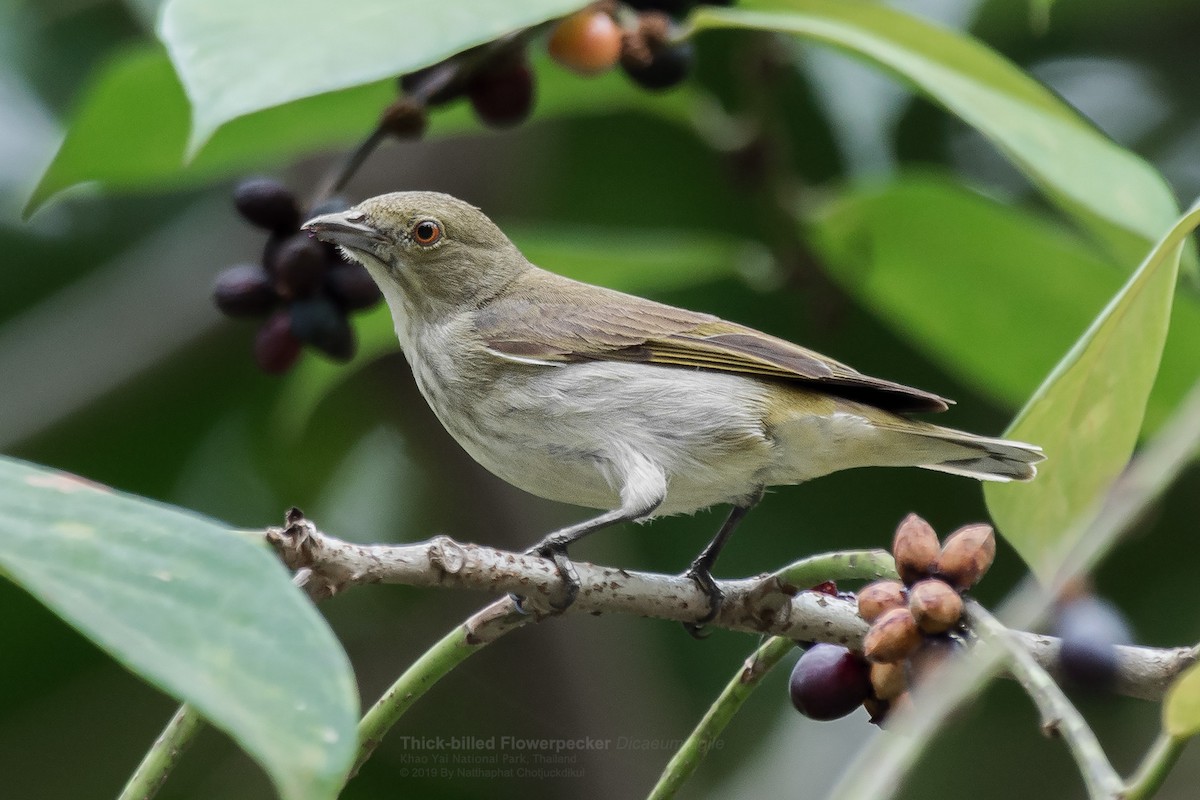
[{"left": 870, "top": 417, "right": 1045, "bottom": 482}]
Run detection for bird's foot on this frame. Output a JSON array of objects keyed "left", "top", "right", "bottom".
[
  {"left": 682, "top": 561, "right": 724, "bottom": 639},
  {"left": 512, "top": 538, "right": 580, "bottom": 613}
]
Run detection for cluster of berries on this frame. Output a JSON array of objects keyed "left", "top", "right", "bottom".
[
  {"left": 789, "top": 514, "right": 995, "bottom": 724},
  {"left": 212, "top": 179, "right": 381, "bottom": 374},
  {"left": 377, "top": 1, "right": 731, "bottom": 141}
]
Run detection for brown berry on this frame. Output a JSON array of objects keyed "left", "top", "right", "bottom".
[
  {"left": 379, "top": 97, "right": 428, "bottom": 139},
  {"left": 857, "top": 580, "right": 907, "bottom": 623},
  {"left": 935, "top": 523, "right": 996, "bottom": 590},
  {"left": 908, "top": 579, "right": 964, "bottom": 634},
  {"left": 863, "top": 608, "right": 921, "bottom": 664},
  {"left": 548, "top": 7, "right": 623, "bottom": 76},
  {"left": 892, "top": 513, "right": 940, "bottom": 585},
  {"left": 869, "top": 661, "right": 906, "bottom": 701}
]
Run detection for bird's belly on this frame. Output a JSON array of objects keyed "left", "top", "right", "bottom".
[{"left": 410, "top": 356, "right": 778, "bottom": 515}]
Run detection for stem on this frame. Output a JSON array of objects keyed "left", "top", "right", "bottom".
[
  {"left": 968, "top": 601, "right": 1123, "bottom": 799},
  {"left": 1122, "top": 733, "right": 1189, "bottom": 800},
  {"left": 116, "top": 704, "right": 205, "bottom": 800},
  {"left": 349, "top": 597, "right": 529, "bottom": 780},
  {"left": 647, "top": 636, "right": 794, "bottom": 800},
  {"left": 647, "top": 551, "right": 901, "bottom": 799}
]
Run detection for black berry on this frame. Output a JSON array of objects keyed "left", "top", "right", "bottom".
[
  {"left": 325, "top": 264, "right": 382, "bottom": 311},
  {"left": 255, "top": 311, "right": 303, "bottom": 374},
  {"left": 468, "top": 54, "right": 535, "bottom": 128},
  {"left": 622, "top": 40, "right": 693, "bottom": 90},
  {"left": 788, "top": 644, "right": 871, "bottom": 721},
  {"left": 271, "top": 234, "right": 328, "bottom": 297},
  {"left": 290, "top": 296, "right": 356, "bottom": 361},
  {"left": 213, "top": 264, "right": 277, "bottom": 317},
  {"left": 234, "top": 178, "right": 300, "bottom": 233},
  {"left": 1052, "top": 596, "right": 1132, "bottom": 690}
]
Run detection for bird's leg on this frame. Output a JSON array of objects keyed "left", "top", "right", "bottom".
[
  {"left": 523, "top": 496, "right": 663, "bottom": 612},
  {"left": 683, "top": 488, "right": 764, "bottom": 637}
]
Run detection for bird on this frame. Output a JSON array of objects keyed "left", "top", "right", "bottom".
[{"left": 303, "top": 191, "right": 1043, "bottom": 628}]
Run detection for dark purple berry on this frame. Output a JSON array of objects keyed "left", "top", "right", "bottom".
[
  {"left": 622, "top": 40, "right": 693, "bottom": 90},
  {"left": 271, "top": 233, "right": 328, "bottom": 297},
  {"left": 234, "top": 178, "right": 299, "bottom": 233},
  {"left": 468, "top": 55, "right": 535, "bottom": 128},
  {"left": 289, "top": 296, "right": 355, "bottom": 361},
  {"left": 1052, "top": 596, "right": 1132, "bottom": 690},
  {"left": 213, "top": 263, "right": 277, "bottom": 317},
  {"left": 325, "top": 264, "right": 382, "bottom": 311},
  {"left": 255, "top": 311, "right": 303, "bottom": 374},
  {"left": 788, "top": 644, "right": 871, "bottom": 721}
]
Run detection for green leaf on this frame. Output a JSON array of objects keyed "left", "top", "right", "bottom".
[
  {"left": 158, "top": 0, "right": 588, "bottom": 152},
  {"left": 985, "top": 201, "right": 1200, "bottom": 578},
  {"left": 0, "top": 457, "right": 357, "bottom": 800},
  {"left": 1165, "top": 654, "right": 1200, "bottom": 737},
  {"left": 27, "top": 43, "right": 692, "bottom": 215},
  {"left": 276, "top": 226, "right": 751, "bottom": 438},
  {"left": 692, "top": 0, "right": 1183, "bottom": 271}
]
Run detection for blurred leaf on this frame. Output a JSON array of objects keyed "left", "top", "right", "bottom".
[
  {"left": 1165, "top": 651, "right": 1200, "bottom": 737},
  {"left": 808, "top": 173, "right": 1200, "bottom": 430},
  {"left": 158, "top": 0, "right": 588, "bottom": 152},
  {"left": 692, "top": 0, "right": 1184, "bottom": 271},
  {"left": 985, "top": 201, "right": 1200, "bottom": 578},
  {"left": 277, "top": 226, "right": 752, "bottom": 438},
  {"left": 0, "top": 457, "right": 357, "bottom": 800},
  {"left": 27, "top": 44, "right": 692, "bottom": 215}
]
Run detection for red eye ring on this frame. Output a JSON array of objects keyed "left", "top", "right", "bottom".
[{"left": 413, "top": 219, "right": 442, "bottom": 246}]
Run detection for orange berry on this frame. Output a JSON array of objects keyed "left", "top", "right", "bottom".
[
  {"left": 892, "top": 513, "right": 940, "bottom": 586},
  {"left": 857, "top": 580, "right": 907, "bottom": 623},
  {"left": 548, "top": 8, "right": 623, "bottom": 76}
]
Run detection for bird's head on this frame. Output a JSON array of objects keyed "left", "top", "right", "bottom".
[{"left": 303, "top": 191, "right": 526, "bottom": 322}]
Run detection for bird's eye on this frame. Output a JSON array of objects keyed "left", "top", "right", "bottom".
[{"left": 412, "top": 219, "right": 442, "bottom": 246}]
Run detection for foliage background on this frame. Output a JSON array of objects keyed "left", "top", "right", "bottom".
[{"left": 3, "top": 0, "right": 1200, "bottom": 798}]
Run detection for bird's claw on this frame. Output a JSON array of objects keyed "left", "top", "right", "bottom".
[{"left": 683, "top": 563, "right": 724, "bottom": 639}]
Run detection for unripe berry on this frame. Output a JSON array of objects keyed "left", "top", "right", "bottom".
[
  {"left": 869, "top": 661, "right": 906, "bottom": 701},
  {"left": 892, "top": 513, "right": 940, "bottom": 586},
  {"left": 908, "top": 579, "right": 964, "bottom": 634},
  {"left": 255, "top": 310, "right": 303, "bottom": 374},
  {"left": 863, "top": 607, "right": 921, "bottom": 664},
  {"left": 788, "top": 644, "right": 871, "bottom": 721},
  {"left": 935, "top": 523, "right": 996, "bottom": 590},
  {"left": 234, "top": 178, "right": 299, "bottom": 233},
  {"left": 548, "top": 8, "right": 623, "bottom": 76},
  {"left": 213, "top": 263, "right": 277, "bottom": 317},
  {"left": 857, "top": 580, "right": 907, "bottom": 623}
]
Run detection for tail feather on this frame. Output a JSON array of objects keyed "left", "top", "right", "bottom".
[{"left": 915, "top": 430, "right": 1044, "bottom": 482}]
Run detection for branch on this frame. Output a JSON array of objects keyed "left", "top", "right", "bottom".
[{"left": 265, "top": 511, "right": 1194, "bottom": 699}]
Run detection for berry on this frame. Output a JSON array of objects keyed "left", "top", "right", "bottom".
[
  {"left": 908, "top": 635, "right": 961, "bottom": 687},
  {"left": 379, "top": 97, "right": 428, "bottom": 139},
  {"left": 213, "top": 264, "right": 277, "bottom": 317},
  {"left": 469, "top": 54, "right": 536, "bottom": 128},
  {"left": 788, "top": 644, "right": 871, "bottom": 721},
  {"left": 892, "top": 513, "right": 939, "bottom": 586},
  {"left": 907, "top": 579, "right": 963, "bottom": 634},
  {"left": 857, "top": 580, "right": 907, "bottom": 623},
  {"left": 869, "top": 661, "right": 906, "bottom": 701},
  {"left": 863, "top": 607, "right": 921, "bottom": 664},
  {"left": 255, "top": 311, "right": 303, "bottom": 374},
  {"left": 1052, "top": 596, "right": 1132, "bottom": 690},
  {"left": 234, "top": 178, "right": 300, "bottom": 233},
  {"left": 271, "top": 234, "right": 328, "bottom": 297},
  {"left": 935, "top": 523, "right": 996, "bottom": 590},
  {"left": 325, "top": 264, "right": 382, "bottom": 311},
  {"left": 548, "top": 8, "right": 623, "bottom": 76},
  {"left": 290, "top": 296, "right": 355, "bottom": 361},
  {"left": 622, "top": 40, "right": 693, "bottom": 90}
]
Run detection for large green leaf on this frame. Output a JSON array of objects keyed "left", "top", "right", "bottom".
[
  {"left": 158, "top": 0, "right": 588, "bottom": 152},
  {"left": 692, "top": 0, "right": 1183, "bottom": 271},
  {"left": 276, "top": 225, "right": 750, "bottom": 438},
  {"left": 984, "top": 201, "right": 1200, "bottom": 577},
  {"left": 808, "top": 173, "right": 1200, "bottom": 431},
  {"left": 0, "top": 457, "right": 357, "bottom": 800},
  {"left": 27, "top": 43, "right": 692, "bottom": 215}
]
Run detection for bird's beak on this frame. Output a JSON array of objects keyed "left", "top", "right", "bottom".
[{"left": 302, "top": 210, "right": 388, "bottom": 257}]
